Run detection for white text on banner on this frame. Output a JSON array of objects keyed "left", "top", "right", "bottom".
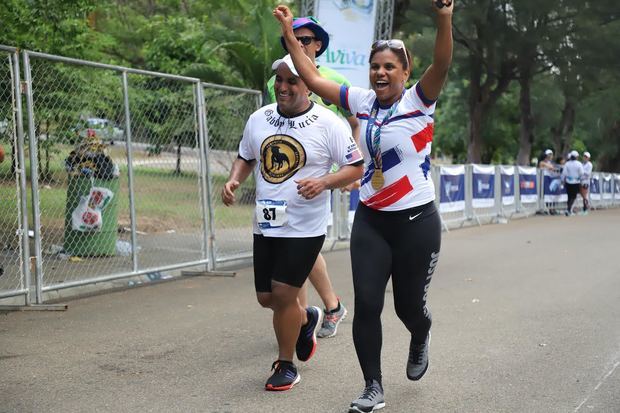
[
  {"left": 439, "top": 165, "right": 465, "bottom": 213},
  {"left": 472, "top": 164, "right": 495, "bottom": 208},
  {"left": 315, "top": 0, "right": 377, "bottom": 88},
  {"left": 518, "top": 166, "right": 538, "bottom": 204},
  {"left": 500, "top": 165, "right": 515, "bottom": 206}
]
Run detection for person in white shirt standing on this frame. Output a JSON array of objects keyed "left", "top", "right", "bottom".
[
  {"left": 580, "top": 151, "right": 593, "bottom": 214},
  {"left": 221, "top": 54, "right": 363, "bottom": 392},
  {"left": 562, "top": 150, "right": 584, "bottom": 216}
]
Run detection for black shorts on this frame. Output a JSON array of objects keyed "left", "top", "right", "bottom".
[
  {"left": 581, "top": 183, "right": 589, "bottom": 190},
  {"left": 253, "top": 234, "right": 325, "bottom": 292}
]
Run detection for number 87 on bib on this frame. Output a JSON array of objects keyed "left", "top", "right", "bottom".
[{"left": 256, "top": 199, "right": 288, "bottom": 229}]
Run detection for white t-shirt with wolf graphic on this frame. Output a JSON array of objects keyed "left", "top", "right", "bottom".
[{"left": 239, "top": 102, "right": 362, "bottom": 237}]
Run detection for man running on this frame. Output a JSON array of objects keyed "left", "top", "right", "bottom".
[
  {"left": 222, "top": 54, "right": 363, "bottom": 391},
  {"left": 266, "top": 16, "right": 359, "bottom": 338}
]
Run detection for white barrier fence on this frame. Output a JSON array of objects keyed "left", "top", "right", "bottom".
[{"left": 334, "top": 165, "right": 619, "bottom": 234}]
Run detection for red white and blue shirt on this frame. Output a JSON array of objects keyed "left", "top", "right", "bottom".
[{"left": 339, "top": 82, "right": 436, "bottom": 211}]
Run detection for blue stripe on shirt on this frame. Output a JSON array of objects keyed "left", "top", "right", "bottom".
[
  {"left": 415, "top": 82, "right": 436, "bottom": 107},
  {"left": 339, "top": 85, "right": 350, "bottom": 112}
]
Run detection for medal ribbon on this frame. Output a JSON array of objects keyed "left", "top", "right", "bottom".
[{"left": 365, "top": 93, "right": 404, "bottom": 174}]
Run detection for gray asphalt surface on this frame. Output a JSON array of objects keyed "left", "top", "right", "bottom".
[{"left": 1, "top": 209, "right": 619, "bottom": 413}]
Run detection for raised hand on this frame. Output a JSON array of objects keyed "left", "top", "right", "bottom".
[
  {"left": 273, "top": 5, "right": 294, "bottom": 28},
  {"left": 433, "top": 0, "right": 454, "bottom": 14}
]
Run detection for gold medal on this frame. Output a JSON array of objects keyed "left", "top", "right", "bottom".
[{"left": 371, "top": 168, "right": 385, "bottom": 190}]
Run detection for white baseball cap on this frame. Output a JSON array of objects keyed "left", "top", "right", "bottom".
[
  {"left": 583, "top": 151, "right": 591, "bottom": 158},
  {"left": 570, "top": 150, "right": 579, "bottom": 158},
  {"left": 544, "top": 149, "right": 553, "bottom": 156},
  {"left": 271, "top": 54, "right": 299, "bottom": 77}
]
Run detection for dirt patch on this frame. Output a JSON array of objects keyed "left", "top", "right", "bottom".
[{"left": 117, "top": 215, "right": 197, "bottom": 234}]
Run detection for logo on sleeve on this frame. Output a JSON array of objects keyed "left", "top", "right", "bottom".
[{"left": 260, "top": 135, "right": 306, "bottom": 184}]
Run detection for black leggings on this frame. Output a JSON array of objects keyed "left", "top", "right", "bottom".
[
  {"left": 350, "top": 201, "right": 441, "bottom": 382},
  {"left": 566, "top": 183, "right": 580, "bottom": 213}
]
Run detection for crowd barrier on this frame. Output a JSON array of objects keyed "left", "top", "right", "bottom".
[
  {"left": 333, "top": 165, "right": 619, "bottom": 235},
  {"left": 0, "top": 44, "right": 618, "bottom": 305}
]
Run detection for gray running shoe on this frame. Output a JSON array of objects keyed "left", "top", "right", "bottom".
[
  {"left": 407, "top": 332, "right": 430, "bottom": 380},
  {"left": 317, "top": 302, "right": 348, "bottom": 338},
  {"left": 349, "top": 379, "right": 385, "bottom": 412}
]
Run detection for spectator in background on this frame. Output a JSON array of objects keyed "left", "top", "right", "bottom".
[
  {"left": 539, "top": 150, "right": 562, "bottom": 215},
  {"left": 267, "top": 16, "right": 360, "bottom": 141},
  {"left": 580, "top": 151, "right": 593, "bottom": 214},
  {"left": 562, "top": 150, "right": 584, "bottom": 216},
  {"left": 538, "top": 149, "right": 554, "bottom": 171},
  {"left": 554, "top": 155, "right": 565, "bottom": 174},
  {"left": 0, "top": 144, "right": 5, "bottom": 163}
]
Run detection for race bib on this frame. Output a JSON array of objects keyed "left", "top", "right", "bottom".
[{"left": 256, "top": 199, "right": 288, "bottom": 229}]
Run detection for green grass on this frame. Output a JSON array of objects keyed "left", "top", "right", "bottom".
[{"left": 0, "top": 147, "right": 255, "bottom": 233}]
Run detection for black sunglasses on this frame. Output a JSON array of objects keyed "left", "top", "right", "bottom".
[{"left": 296, "top": 36, "right": 317, "bottom": 46}]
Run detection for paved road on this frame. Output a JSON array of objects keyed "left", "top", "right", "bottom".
[{"left": 1, "top": 209, "right": 619, "bottom": 413}]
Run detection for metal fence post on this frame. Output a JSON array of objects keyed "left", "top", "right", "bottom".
[
  {"left": 431, "top": 164, "right": 448, "bottom": 231},
  {"left": 12, "top": 50, "right": 32, "bottom": 305},
  {"left": 22, "top": 51, "right": 44, "bottom": 303},
  {"left": 515, "top": 166, "right": 522, "bottom": 213},
  {"left": 494, "top": 165, "right": 501, "bottom": 219},
  {"left": 465, "top": 164, "right": 473, "bottom": 221},
  {"left": 195, "top": 83, "right": 211, "bottom": 268},
  {"left": 121, "top": 71, "right": 139, "bottom": 272},
  {"left": 537, "top": 168, "right": 544, "bottom": 213},
  {"left": 200, "top": 84, "right": 217, "bottom": 272}
]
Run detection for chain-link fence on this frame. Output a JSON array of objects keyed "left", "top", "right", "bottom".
[
  {"left": 20, "top": 50, "right": 219, "bottom": 302},
  {"left": 124, "top": 73, "right": 206, "bottom": 273},
  {"left": 202, "top": 83, "right": 261, "bottom": 267},
  {"left": 0, "top": 46, "right": 29, "bottom": 300},
  {"left": 24, "top": 52, "right": 129, "bottom": 295},
  {"left": 0, "top": 47, "right": 264, "bottom": 304}
]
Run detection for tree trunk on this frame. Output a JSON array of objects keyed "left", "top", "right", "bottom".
[
  {"left": 467, "top": 102, "right": 484, "bottom": 163},
  {"left": 37, "top": 139, "right": 42, "bottom": 182},
  {"left": 10, "top": 140, "right": 17, "bottom": 176},
  {"left": 598, "top": 120, "right": 620, "bottom": 171},
  {"left": 516, "top": 75, "right": 535, "bottom": 166},
  {"left": 467, "top": 52, "right": 484, "bottom": 164},
  {"left": 466, "top": 61, "right": 514, "bottom": 164},
  {"left": 550, "top": 97, "right": 575, "bottom": 156},
  {"left": 44, "top": 145, "right": 50, "bottom": 182},
  {"left": 175, "top": 141, "right": 182, "bottom": 175}
]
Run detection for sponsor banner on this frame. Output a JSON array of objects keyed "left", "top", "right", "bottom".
[
  {"left": 518, "top": 166, "right": 537, "bottom": 204},
  {"left": 590, "top": 175, "right": 601, "bottom": 200},
  {"left": 615, "top": 174, "right": 620, "bottom": 200},
  {"left": 439, "top": 165, "right": 465, "bottom": 212},
  {"left": 500, "top": 165, "right": 515, "bottom": 206},
  {"left": 602, "top": 173, "right": 613, "bottom": 200},
  {"left": 316, "top": 0, "right": 377, "bottom": 88},
  {"left": 472, "top": 164, "right": 495, "bottom": 208},
  {"left": 543, "top": 169, "right": 567, "bottom": 202}
]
